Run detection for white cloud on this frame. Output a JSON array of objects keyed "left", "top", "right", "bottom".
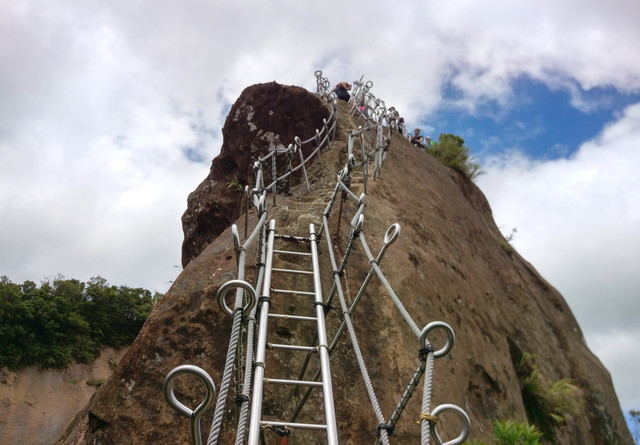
[
  {"left": 477, "top": 103, "right": 640, "bottom": 410},
  {"left": 591, "top": 328, "right": 640, "bottom": 410}
]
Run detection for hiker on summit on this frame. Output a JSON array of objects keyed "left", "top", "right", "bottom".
[
  {"left": 410, "top": 128, "right": 426, "bottom": 149},
  {"left": 332, "top": 82, "right": 352, "bottom": 102},
  {"left": 387, "top": 107, "right": 399, "bottom": 131},
  {"left": 397, "top": 117, "right": 405, "bottom": 135}
]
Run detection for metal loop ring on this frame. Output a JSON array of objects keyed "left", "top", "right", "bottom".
[
  {"left": 375, "top": 223, "right": 400, "bottom": 263},
  {"left": 164, "top": 365, "right": 215, "bottom": 445},
  {"left": 366, "top": 80, "right": 374, "bottom": 88},
  {"left": 164, "top": 364, "right": 216, "bottom": 418},
  {"left": 357, "top": 193, "right": 366, "bottom": 207},
  {"left": 419, "top": 321, "right": 455, "bottom": 358},
  {"left": 430, "top": 404, "right": 470, "bottom": 445},
  {"left": 231, "top": 224, "right": 241, "bottom": 258},
  {"left": 384, "top": 224, "right": 400, "bottom": 246},
  {"left": 258, "top": 194, "right": 266, "bottom": 215},
  {"left": 217, "top": 279, "right": 257, "bottom": 317}
]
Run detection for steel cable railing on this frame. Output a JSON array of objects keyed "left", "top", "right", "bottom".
[{"left": 163, "top": 71, "right": 470, "bottom": 445}]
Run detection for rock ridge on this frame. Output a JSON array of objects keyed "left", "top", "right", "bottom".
[{"left": 56, "top": 83, "right": 632, "bottom": 444}]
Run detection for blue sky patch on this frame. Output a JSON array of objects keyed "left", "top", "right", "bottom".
[{"left": 427, "top": 77, "right": 640, "bottom": 162}]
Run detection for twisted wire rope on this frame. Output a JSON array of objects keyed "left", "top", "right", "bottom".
[
  {"left": 234, "top": 224, "right": 268, "bottom": 444},
  {"left": 320, "top": 213, "right": 391, "bottom": 445}
]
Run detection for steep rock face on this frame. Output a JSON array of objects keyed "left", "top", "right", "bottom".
[
  {"left": 0, "top": 348, "right": 127, "bottom": 445},
  {"left": 57, "top": 85, "right": 632, "bottom": 444},
  {"left": 181, "top": 81, "right": 330, "bottom": 267}
]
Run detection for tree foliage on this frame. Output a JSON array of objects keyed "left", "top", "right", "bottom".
[
  {"left": 428, "top": 133, "right": 482, "bottom": 181},
  {"left": 0, "top": 275, "right": 159, "bottom": 369}
]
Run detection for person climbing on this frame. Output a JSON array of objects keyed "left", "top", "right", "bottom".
[
  {"left": 358, "top": 96, "right": 369, "bottom": 117},
  {"left": 332, "top": 81, "right": 352, "bottom": 101},
  {"left": 397, "top": 117, "right": 405, "bottom": 135},
  {"left": 424, "top": 136, "right": 432, "bottom": 151},
  {"left": 410, "top": 128, "right": 426, "bottom": 149},
  {"left": 387, "top": 107, "right": 399, "bottom": 131}
]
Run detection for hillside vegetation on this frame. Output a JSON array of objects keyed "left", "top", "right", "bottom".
[{"left": 0, "top": 276, "right": 159, "bottom": 369}]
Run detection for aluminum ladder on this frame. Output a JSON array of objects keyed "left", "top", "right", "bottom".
[{"left": 247, "top": 219, "right": 338, "bottom": 444}]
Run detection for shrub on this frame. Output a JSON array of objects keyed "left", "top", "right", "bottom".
[
  {"left": 464, "top": 419, "right": 542, "bottom": 445},
  {"left": 226, "top": 177, "right": 243, "bottom": 191},
  {"left": 517, "top": 353, "right": 582, "bottom": 439},
  {"left": 86, "top": 378, "right": 106, "bottom": 387},
  {"left": 428, "top": 133, "right": 482, "bottom": 181},
  {"left": 492, "top": 419, "right": 542, "bottom": 445}
]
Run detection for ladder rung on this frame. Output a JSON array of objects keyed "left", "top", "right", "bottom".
[
  {"left": 273, "top": 249, "right": 312, "bottom": 256},
  {"left": 272, "top": 267, "right": 313, "bottom": 275},
  {"left": 273, "top": 234, "right": 311, "bottom": 242},
  {"left": 264, "top": 378, "right": 323, "bottom": 387},
  {"left": 272, "top": 289, "right": 315, "bottom": 296},
  {"left": 261, "top": 420, "right": 327, "bottom": 431},
  {"left": 269, "top": 314, "right": 317, "bottom": 321},
  {"left": 268, "top": 343, "right": 317, "bottom": 352}
]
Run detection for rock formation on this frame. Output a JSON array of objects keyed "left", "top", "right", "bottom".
[
  {"left": 0, "top": 348, "right": 127, "bottom": 445},
  {"left": 181, "top": 82, "right": 330, "bottom": 267},
  {"left": 56, "top": 82, "right": 632, "bottom": 444}
]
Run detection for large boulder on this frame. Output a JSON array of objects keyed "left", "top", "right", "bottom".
[{"left": 181, "top": 82, "right": 330, "bottom": 267}]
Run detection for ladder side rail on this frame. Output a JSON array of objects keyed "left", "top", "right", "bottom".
[
  {"left": 309, "top": 223, "right": 339, "bottom": 445},
  {"left": 247, "top": 219, "right": 277, "bottom": 445},
  {"left": 290, "top": 213, "right": 384, "bottom": 425}
]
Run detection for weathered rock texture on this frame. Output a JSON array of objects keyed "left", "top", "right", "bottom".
[
  {"left": 57, "top": 83, "right": 632, "bottom": 444},
  {"left": 181, "top": 81, "right": 330, "bottom": 267},
  {"left": 0, "top": 348, "right": 127, "bottom": 445}
]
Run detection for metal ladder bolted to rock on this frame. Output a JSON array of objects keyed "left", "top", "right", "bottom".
[
  {"left": 163, "top": 71, "right": 471, "bottom": 445},
  {"left": 248, "top": 219, "right": 338, "bottom": 444}
]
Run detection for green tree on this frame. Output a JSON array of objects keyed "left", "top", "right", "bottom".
[
  {"left": 0, "top": 277, "right": 35, "bottom": 368},
  {"left": 0, "top": 275, "right": 158, "bottom": 369},
  {"left": 428, "top": 133, "right": 482, "bottom": 181},
  {"left": 83, "top": 277, "right": 156, "bottom": 347}
]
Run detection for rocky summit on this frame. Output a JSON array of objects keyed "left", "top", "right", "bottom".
[{"left": 56, "top": 81, "right": 632, "bottom": 444}]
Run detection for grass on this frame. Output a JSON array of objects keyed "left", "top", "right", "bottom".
[
  {"left": 517, "top": 353, "right": 583, "bottom": 439},
  {"left": 465, "top": 419, "right": 542, "bottom": 445}
]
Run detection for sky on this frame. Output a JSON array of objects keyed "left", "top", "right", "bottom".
[{"left": 1, "top": 0, "right": 638, "bottom": 421}]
